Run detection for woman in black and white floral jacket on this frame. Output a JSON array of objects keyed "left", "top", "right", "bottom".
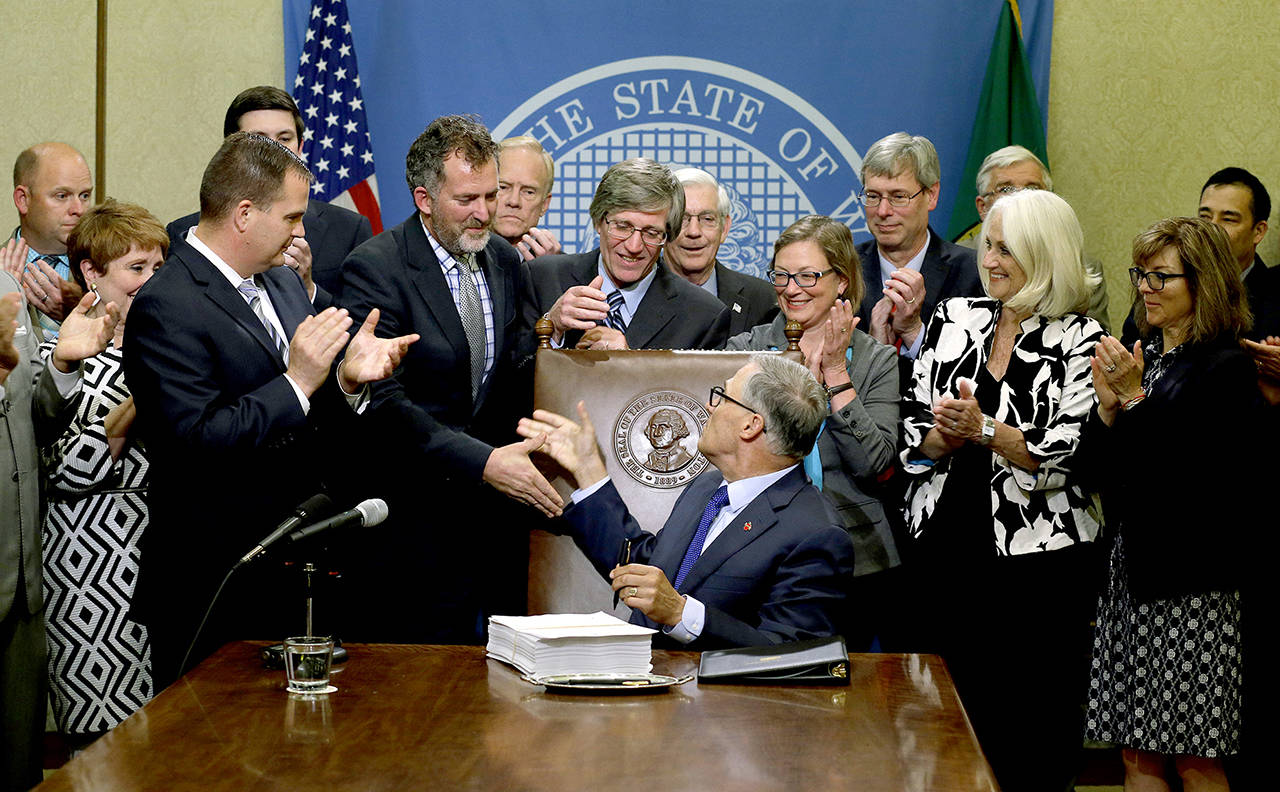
[{"left": 898, "top": 188, "right": 1106, "bottom": 792}]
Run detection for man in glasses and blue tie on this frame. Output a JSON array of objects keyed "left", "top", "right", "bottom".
[
  {"left": 518, "top": 354, "right": 854, "bottom": 647},
  {"left": 521, "top": 157, "right": 730, "bottom": 351}
]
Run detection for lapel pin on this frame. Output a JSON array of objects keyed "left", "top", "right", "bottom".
[
  {"left": 733, "top": 303, "right": 742, "bottom": 313},
  {"left": 742, "top": 522, "right": 752, "bottom": 531}
]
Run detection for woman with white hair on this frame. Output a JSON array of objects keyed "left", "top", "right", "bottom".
[{"left": 899, "top": 189, "right": 1106, "bottom": 791}]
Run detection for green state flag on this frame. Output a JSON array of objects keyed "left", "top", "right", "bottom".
[{"left": 947, "top": 0, "right": 1048, "bottom": 242}]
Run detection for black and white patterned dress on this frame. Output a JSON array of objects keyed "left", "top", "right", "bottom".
[
  {"left": 1084, "top": 339, "right": 1244, "bottom": 757},
  {"left": 39, "top": 342, "right": 153, "bottom": 735}
]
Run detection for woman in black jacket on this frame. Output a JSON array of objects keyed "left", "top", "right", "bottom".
[{"left": 1083, "top": 216, "right": 1261, "bottom": 791}]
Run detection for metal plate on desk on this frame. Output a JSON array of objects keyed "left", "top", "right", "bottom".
[{"left": 523, "top": 672, "right": 693, "bottom": 692}]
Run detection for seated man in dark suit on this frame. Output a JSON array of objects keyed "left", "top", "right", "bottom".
[
  {"left": 126, "top": 132, "right": 413, "bottom": 686},
  {"left": 666, "top": 167, "right": 778, "bottom": 336},
  {"left": 166, "top": 86, "right": 371, "bottom": 301},
  {"left": 522, "top": 158, "right": 730, "bottom": 350},
  {"left": 855, "top": 133, "right": 981, "bottom": 389},
  {"left": 519, "top": 354, "right": 854, "bottom": 648}
]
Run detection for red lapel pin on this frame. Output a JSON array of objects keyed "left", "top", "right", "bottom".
[{"left": 742, "top": 522, "right": 752, "bottom": 531}]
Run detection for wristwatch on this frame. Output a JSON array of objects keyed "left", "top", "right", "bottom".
[
  {"left": 825, "top": 382, "right": 854, "bottom": 400},
  {"left": 979, "top": 414, "right": 996, "bottom": 445}
]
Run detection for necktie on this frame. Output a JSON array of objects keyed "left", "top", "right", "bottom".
[
  {"left": 237, "top": 278, "right": 288, "bottom": 360},
  {"left": 605, "top": 289, "right": 628, "bottom": 333},
  {"left": 673, "top": 485, "right": 730, "bottom": 591},
  {"left": 455, "top": 254, "right": 486, "bottom": 399}
]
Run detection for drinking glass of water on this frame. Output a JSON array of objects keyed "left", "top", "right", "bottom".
[{"left": 284, "top": 636, "right": 334, "bottom": 694}]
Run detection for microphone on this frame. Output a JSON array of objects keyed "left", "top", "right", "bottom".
[
  {"left": 235, "top": 493, "right": 335, "bottom": 569},
  {"left": 287, "top": 498, "right": 389, "bottom": 544}
]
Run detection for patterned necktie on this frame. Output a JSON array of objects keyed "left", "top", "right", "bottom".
[
  {"left": 455, "top": 254, "right": 486, "bottom": 399},
  {"left": 673, "top": 485, "right": 730, "bottom": 591},
  {"left": 237, "top": 278, "right": 288, "bottom": 360},
  {"left": 605, "top": 289, "right": 628, "bottom": 332}
]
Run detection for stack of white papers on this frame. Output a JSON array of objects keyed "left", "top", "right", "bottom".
[{"left": 486, "top": 612, "right": 655, "bottom": 677}]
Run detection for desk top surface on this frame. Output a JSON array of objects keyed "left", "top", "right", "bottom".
[{"left": 37, "top": 642, "right": 996, "bottom": 792}]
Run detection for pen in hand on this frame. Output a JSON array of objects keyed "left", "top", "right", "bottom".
[{"left": 612, "top": 537, "right": 632, "bottom": 608}]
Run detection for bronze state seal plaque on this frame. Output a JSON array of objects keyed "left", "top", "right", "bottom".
[{"left": 613, "top": 390, "right": 710, "bottom": 489}]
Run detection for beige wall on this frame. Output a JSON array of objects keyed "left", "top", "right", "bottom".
[
  {"left": 0, "top": 0, "right": 282, "bottom": 234},
  {"left": 3, "top": 1, "right": 1277, "bottom": 331},
  {"left": 1048, "top": 0, "right": 1280, "bottom": 330}
]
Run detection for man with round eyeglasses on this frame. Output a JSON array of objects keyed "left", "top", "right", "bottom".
[
  {"left": 665, "top": 168, "right": 778, "bottom": 336},
  {"left": 521, "top": 157, "right": 729, "bottom": 350},
  {"left": 961, "top": 145, "right": 1111, "bottom": 331},
  {"left": 854, "top": 132, "right": 981, "bottom": 392}
]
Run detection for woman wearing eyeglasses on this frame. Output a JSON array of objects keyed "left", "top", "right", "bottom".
[
  {"left": 899, "top": 189, "right": 1106, "bottom": 791},
  {"left": 1080, "top": 217, "right": 1261, "bottom": 791},
  {"left": 725, "top": 215, "right": 899, "bottom": 648}
]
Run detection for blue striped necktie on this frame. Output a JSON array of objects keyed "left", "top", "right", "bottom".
[
  {"left": 605, "top": 289, "right": 627, "bottom": 332},
  {"left": 237, "top": 278, "right": 288, "bottom": 359},
  {"left": 673, "top": 484, "right": 730, "bottom": 591}
]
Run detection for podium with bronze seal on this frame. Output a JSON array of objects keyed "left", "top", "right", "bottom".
[{"left": 528, "top": 317, "right": 803, "bottom": 616}]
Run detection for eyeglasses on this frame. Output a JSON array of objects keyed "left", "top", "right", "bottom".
[
  {"left": 709, "top": 385, "right": 766, "bottom": 430},
  {"left": 1129, "top": 267, "right": 1188, "bottom": 291},
  {"left": 681, "top": 212, "right": 722, "bottom": 230},
  {"left": 603, "top": 218, "right": 667, "bottom": 246},
  {"left": 859, "top": 187, "right": 925, "bottom": 208},
  {"left": 766, "top": 269, "right": 834, "bottom": 288},
  {"left": 980, "top": 184, "right": 1044, "bottom": 200}
]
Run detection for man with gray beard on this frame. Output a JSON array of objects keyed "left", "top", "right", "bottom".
[{"left": 339, "top": 115, "right": 560, "bottom": 643}]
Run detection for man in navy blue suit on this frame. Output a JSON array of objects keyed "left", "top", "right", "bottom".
[
  {"left": 519, "top": 354, "right": 854, "bottom": 648},
  {"left": 126, "top": 132, "right": 414, "bottom": 685}
]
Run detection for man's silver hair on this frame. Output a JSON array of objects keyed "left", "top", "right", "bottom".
[
  {"left": 860, "top": 132, "right": 940, "bottom": 189},
  {"left": 498, "top": 135, "right": 555, "bottom": 194},
  {"left": 975, "top": 145, "right": 1053, "bottom": 196},
  {"left": 672, "top": 167, "right": 731, "bottom": 218},
  {"left": 588, "top": 158, "right": 684, "bottom": 241},
  {"left": 741, "top": 354, "right": 826, "bottom": 459}
]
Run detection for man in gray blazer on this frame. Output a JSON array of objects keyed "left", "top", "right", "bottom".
[{"left": 1, "top": 266, "right": 116, "bottom": 791}]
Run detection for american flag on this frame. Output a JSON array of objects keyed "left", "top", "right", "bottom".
[{"left": 291, "top": 0, "right": 383, "bottom": 233}]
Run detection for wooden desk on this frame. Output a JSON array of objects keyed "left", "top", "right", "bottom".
[{"left": 36, "top": 643, "right": 997, "bottom": 791}]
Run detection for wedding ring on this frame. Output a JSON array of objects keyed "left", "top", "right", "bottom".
[
  {"left": 1105, "top": 365, "right": 1116, "bottom": 373},
  {"left": 625, "top": 587, "right": 638, "bottom": 599},
  {"left": 904, "top": 297, "right": 915, "bottom": 304}
]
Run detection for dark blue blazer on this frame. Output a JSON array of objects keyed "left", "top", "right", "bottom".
[
  {"left": 167, "top": 198, "right": 371, "bottom": 301},
  {"left": 563, "top": 467, "right": 854, "bottom": 648},
  {"left": 124, "top": 237, "right": 345, "bottom": 680}
]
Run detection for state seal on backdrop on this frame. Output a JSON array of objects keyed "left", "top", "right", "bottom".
[
  {"left": 493, "top": 56, "right": 868, "bottom": 276},
  {"left": 613, "top": 391, "right": 710, "bottom": 489}
]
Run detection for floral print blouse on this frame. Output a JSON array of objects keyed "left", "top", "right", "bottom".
[{"left": 901, "top": 298, "right": 1106, "bottom": 556}]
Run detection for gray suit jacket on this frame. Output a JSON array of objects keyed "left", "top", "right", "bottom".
[
  {"left": 522, "top": 250, "right": 730, "bottom": 349},
  {"left": 713, "top": 261, "right": 779, "bottom": 337},
  {"left": 727, "top": 316, "right": 901, "bottom": 575},
  {"left": 1, "top": 271, "right": 72, "bottom": 620}
]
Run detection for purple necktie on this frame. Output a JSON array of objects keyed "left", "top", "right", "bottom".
[{"left": 673, "top": 485, "right": 730, "bottom": 591}]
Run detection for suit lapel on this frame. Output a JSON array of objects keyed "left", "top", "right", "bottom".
[
  {"left": 918, "top": 229, "right": 951, "bottom": 322},
  {"left": 405, "top": 218, "right": 472, "bottom": 366},
  {"left": 649, "top": 472, "right": 722, "bottom": 579},
  {"left": 181, "top": 244, "right": 287, "bottom": 370},
  {"left": 625, "top": 265, "right": 677, "bottom": 349},
  {"left": 677, "top": 467, "right": 806, "bottom": 594},
  {"left": 714, "top": 261, "right": 745, "bottom": 314}
]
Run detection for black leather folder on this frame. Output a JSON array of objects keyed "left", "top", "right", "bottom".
[{"left": 697, "top": 636, "right": 849, "bottom": 686}]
